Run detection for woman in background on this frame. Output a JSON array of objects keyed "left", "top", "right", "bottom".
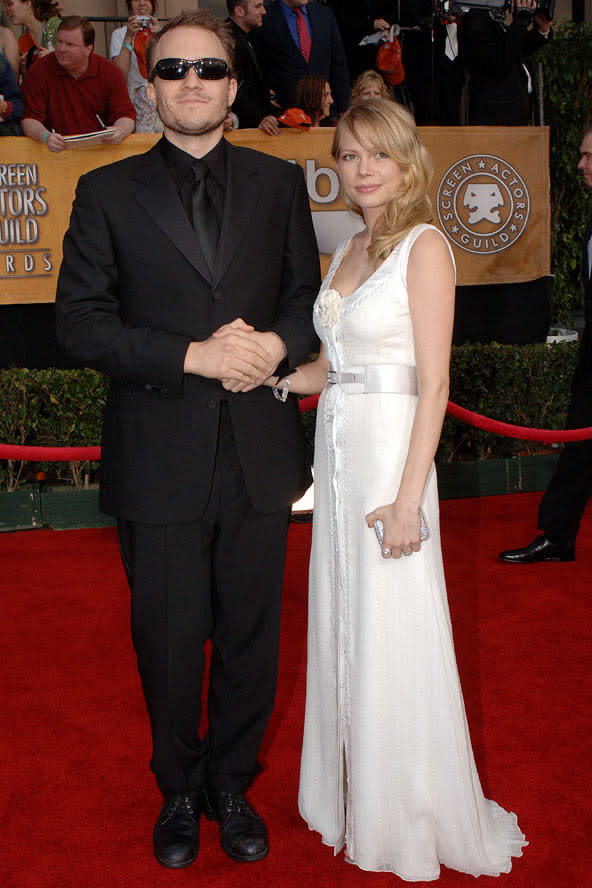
[
  {"left": 110, "top": 0, "right": 160, "bottom": 132},
  {"left": 2, "top": 0, "right": 60, "bottom": 72},
  {"left": 266, "top": 99, "right": 527, "bottom": 880},
  {"left": 350, "top": 68, "right": 390, "bottom": 104},
  {"left": 291, "top": 75, "right": 334, "bottom": 127}
]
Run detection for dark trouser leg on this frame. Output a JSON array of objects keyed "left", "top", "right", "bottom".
[
  {"left": 206, "top": 406, "right": 291, "bottom": 793},
  {"left": 118, "top": 405, "right": 290, "bottom": 797},
  {"left": 538, "top": 365, "right": 592, "bottom": 545},
  {"left": 118, "top": 518, "right": 214, "bottom": 797}
]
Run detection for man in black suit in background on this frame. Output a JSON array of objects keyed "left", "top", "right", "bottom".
[
  {"left": 255, "top": 0, "right": 350, "bottom": 114},
  {"left": 500, "top": 125, "right": 592, "bottom": 563},
  {"left": 56, "top": 9, "right": 319, "bottom": 870},
  {"left": 226, "top": 0, "right": 280, "bottom": 133},
  {"left": 458, "top": 0, "right": 552, "bottom": 126}
]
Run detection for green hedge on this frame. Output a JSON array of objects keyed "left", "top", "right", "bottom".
[
  {"left": 536, "top": 21, "right": 592, "bottom": 323},
  {"left": 437, "top": 341, "right": 577, "bottom": 462},
  {"left": 0, "top": 342, "right": 579, "bottom": 492},
  {"left": 0, "top": 368, "right": 108, "bottom": 491}
]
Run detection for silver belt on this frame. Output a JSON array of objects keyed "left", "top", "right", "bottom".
[{"left": 327, "top": 365, "right": 418, "bottom": 395}]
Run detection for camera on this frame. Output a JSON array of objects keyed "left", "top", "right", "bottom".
[
  {"left": 435, "top": 0, "right": 554, "bottom": 14},
  {"left": 136, "top": 15, "right": 151, "bottom": 28}
]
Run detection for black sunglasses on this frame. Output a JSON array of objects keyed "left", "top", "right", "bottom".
[{"left": 150, "top": 57, "right": 230, "bottom": 82}]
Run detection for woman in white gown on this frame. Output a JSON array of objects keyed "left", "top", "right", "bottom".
[{"left": 266, "top": 100, "right": 527, "bottom": 880}]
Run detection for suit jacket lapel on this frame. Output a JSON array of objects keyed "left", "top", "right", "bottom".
[
  {"left": 131, "top": 143, "right": 212, "bottom": 283},
  {"left": 212, "top": 144, "right": 261, "bottom": 289}
]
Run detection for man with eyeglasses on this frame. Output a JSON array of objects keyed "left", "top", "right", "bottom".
[{"left": 56, "top": 8, "right": 319, "bottom": 872}]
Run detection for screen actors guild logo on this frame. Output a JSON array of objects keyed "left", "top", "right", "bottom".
[{"left": 437, "top": 155, "right": 529, "bottom": 255}]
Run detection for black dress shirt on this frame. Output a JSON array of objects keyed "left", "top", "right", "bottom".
[{"left": 159, "top": 134, "right": 227, "bottom": 228}]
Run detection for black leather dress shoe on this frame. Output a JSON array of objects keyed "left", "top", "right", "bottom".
[
  {"left": 499, "top": 535, "right": 575, "bottom": 564},
  {"left": 153, "top": 792, "right": 200, "bottom": 868},
  {"left": 204, "top": 789, "right": 269, "bottom": 862}
]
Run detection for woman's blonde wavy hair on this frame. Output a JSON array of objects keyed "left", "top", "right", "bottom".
[{"left": 331, "top": 99, "right": 433, "bottom": 263}]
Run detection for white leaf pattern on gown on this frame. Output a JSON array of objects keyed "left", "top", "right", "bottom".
[{"left": 298, "top": 224, "right": 527, "bottom": 881}]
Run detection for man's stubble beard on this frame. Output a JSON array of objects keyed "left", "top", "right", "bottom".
[{"left": 158, "top": 106, "right": 229, "bottom": 137}]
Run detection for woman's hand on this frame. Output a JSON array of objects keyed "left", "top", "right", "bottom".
[
  {"left": 366, "top": 501, "right": 421, "bottom": 559},
  {"left": 125, "top": 13, "right": 157, "bottom": 42}
]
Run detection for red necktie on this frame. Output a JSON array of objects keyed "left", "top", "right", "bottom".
[{"left": 295, "top": 9, "right": 311, "bottom": 63}]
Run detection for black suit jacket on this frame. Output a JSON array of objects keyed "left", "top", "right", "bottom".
[
  {"left": 56, "top": 140, "right": 320, "bottom": 523},
  {"left": 255, "top": 2, "right": 350, "bottom": 113},
  {"left": 228, "top": 19, "right": 274, "bottom": 128},
  {"left": 577, "top": 220, "right": 592, "bottom": 383},
  {"left": 582, "top": 221, "right": 592, "bottom": 328},
  {"left": 459, "top": 11, "right": 549, "bottom": 125}
]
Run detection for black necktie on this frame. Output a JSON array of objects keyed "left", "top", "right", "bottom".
[{"left": 192, "top": 159, "right": 219, "bottom": 273}]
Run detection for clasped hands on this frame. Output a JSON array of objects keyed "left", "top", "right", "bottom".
[
  {"left": 366, "top": 501, "right": 422, "bottom": 560},
  {"left": 183, "top": 318, "right": 285, "bottom": 393}
]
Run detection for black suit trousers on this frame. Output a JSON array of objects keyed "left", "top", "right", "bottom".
[
  {"left": 538, "top": 326, "right": 592, "bottom": 545},
  {"left": 118, "top": 404, "right": 291, "bottom": 796}
]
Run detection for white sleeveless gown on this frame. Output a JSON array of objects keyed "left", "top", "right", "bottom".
[{"left": 298, "top": 224, "right": 527, "bottom": 880}]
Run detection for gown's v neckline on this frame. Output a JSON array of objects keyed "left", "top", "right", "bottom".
[{"left": 328, "top": 233, "right": 392, "bottom": 302}]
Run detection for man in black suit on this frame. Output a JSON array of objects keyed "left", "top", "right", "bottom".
[
  {"left": 458, "top": 0, "right": 552, "bottom": 126},
  {"left": 324, "top": 0, "right": 392, "bottom": 81},
  {"left": 500, "top": 125, "right": 592, "bottom": 563},
  {"left": 255, "top": 0, "right": 350, "bottom": 114},
  {"left": 226, "top": 0, "right": 280, "bottom": 133},
  {"left": 56, "top": 9, "right": 320, "bottom": 869}
]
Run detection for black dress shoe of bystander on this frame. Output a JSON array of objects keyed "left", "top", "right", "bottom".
[
  {"left": 153, "top": 792, "right": 200, "bottom": 868},
  {"left": 499, "top": 535, "right": 575, "bottom": 564},
  {"left": 204, "top": 788, "right": 269, "bottom": 862}
]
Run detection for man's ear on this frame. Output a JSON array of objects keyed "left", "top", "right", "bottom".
[
  {"left": 146, "top": 81, "right": 157, "bottom": 107},
  {"left": 227, "top": 76, "right": 238, "bottom": 109}
]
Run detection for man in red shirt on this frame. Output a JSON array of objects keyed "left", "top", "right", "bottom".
[{"left": 22, "top": 15, "right": 136, "bottom": 152}]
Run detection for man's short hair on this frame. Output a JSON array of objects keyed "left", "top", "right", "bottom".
[
  {"left": 146, "top": 10, "right": 235, "bottom": 81},
  {"left": 227, "top": 0, "right": 245, "bottom": 15},
  {"left": 58, "top": 15, "right": 95, "bottom": 47}
]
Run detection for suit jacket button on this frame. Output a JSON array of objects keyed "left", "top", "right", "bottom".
[
  {"left": 208, "top": 400, "right": 217, "bottom": 409},
  {"left": 145, "top": 384, "right": 152, "bottom": 391},
  {"left": 212, "top": 290, "right": 221, "bottom": 301}
]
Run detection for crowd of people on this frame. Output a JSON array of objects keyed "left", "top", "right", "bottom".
[{"left": 0, "top": 0, "right": 554, "bottom": 144}]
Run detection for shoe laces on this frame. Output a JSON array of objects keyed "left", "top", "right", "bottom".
[
  {"left": 218, "top": 791, "right": 250, "bottom": 818},
  {"left": 163, "top": 794, "right": 195, "bottom": 821}
]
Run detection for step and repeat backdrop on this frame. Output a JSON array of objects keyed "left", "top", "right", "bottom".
[{"left": 0, "top": 126, "right": 549, "bottom": 305}]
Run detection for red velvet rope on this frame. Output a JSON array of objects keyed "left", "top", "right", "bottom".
[
  {"left": 0, "top": 445, "right": 101, "bottom": 461},
  {"left": 1, "top": 398, "right": 591, "bottom": 462},
  {"left": 445, "top": 401, "right": 592, "bottom": 443}
]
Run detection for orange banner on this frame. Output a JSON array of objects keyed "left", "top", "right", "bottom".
[{"left": 0, "top": 127, "right": 549, "bottom": 304}]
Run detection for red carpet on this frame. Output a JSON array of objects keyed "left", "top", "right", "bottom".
[{"left": 1, "top": 491, "right": 591, "bottom": 888}]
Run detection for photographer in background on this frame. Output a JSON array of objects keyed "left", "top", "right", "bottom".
[
  {"left": 110, "top": 0, "right": 160, "bottom": 132},
  {"left": 458, "top": 0, "right": 552, "bottom": 125}
]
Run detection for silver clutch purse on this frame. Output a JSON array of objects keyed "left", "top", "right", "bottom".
[{"left": 373, "top": 509, "right": 430, "bottom": 547}]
